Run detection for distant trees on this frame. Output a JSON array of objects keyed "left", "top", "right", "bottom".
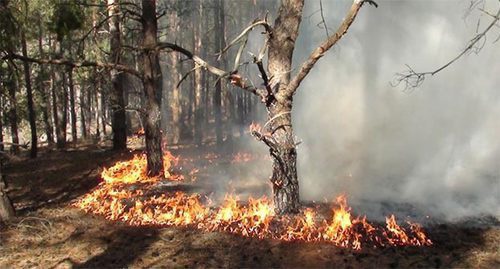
[{"left": 0, "top": 0, "right": 379, "bottom": 214}]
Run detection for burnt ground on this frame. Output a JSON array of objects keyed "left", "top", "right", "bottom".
[{"left": 0, "top": 143, "right": 499, "bottom": 269}]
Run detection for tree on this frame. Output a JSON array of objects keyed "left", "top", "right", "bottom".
[
  {"left": 108, "top": 0, "right": 127, "bottom": 150},
  {"left": 141, "top": 0, "right": 164, "bottom": 176},
  {"left": 163, "top": 0, "right": 377, "bottom": 214}
]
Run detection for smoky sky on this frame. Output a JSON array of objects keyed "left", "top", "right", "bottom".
[{"left": 280, "top": 0, "right": 500, "bottom": 220}]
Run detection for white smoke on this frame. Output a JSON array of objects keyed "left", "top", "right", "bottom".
[{"left": 291, "top": 0, "right": 500, "bottom": 220}]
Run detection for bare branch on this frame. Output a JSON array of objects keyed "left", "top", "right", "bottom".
[
  {"left": 2, "top": 52, "right": 142, "bottom": 78},
  {"left": 217, "top": 19, "right": 272, "bottom": 60},
  {"left": 393, "top": 6, "right": 500, "bottom": 90},
  {"left": 156, "top": 42, "right": 269, "bottom": 100},
  {"left": 285, "top": 0, "right": 377, "bottom": 98},
  {"left": 319, "top": 0, "right": 329, "bottom": 37}
]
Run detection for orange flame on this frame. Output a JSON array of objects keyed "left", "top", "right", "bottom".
[{"left": 73, "top": 152, "right": 432, "bottom": 249}]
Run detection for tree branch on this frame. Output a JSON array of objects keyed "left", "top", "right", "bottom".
[
  {"left": 2, "top": 52, "right": 142, "bottom": 78},
  {"left": 157, "top": 42, "right": 269, "bottom": 101},
  {"left": 393, "top": 6, "right": 500, "bottom": 90},
  {"left": 285, "top": 0, "right": 377, "bottom": 98}
]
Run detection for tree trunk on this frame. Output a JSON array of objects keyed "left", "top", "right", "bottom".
[
  {"left": 0, "top": 94, "right": 4, "bottom": 152},
  {"left": 0, "top": 160, "right": 15, "bottom": 222},
  {"left": 265, "top": 0, "right": 304, "bottom": 214},
  {"left": 141, "top": 0, "right": 164, "bottom": 176},
  {"left": 213, "top": 0, "right": 225, "bottom": 146},
  {"left": 21, "top": 32, "right": 38, "bottom": 158},
  {"left": 193, "top": 1, "right": 203, "bottom": 145},
  {"left": 169, "top": 11, "right": 180, "bottom": 144},
  {"left": 108, "top": 0, "right": 127, "bottom": 150},
  {"left": 79, "top": 82, "right": 87, "bottom": 139},
  {"left": 267, "top": 103, "right": 300, "bottom": 214},
  {"left": 68, "top": 67, "right": 77, "bottom": 143},
  {"left": 7, "top": 67, "right": 19, "bottom": 155},
  {"left": 55, "top": 40, "right": 67, "bottom": 149}
]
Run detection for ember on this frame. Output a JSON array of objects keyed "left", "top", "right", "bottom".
[{"left": 74, "top": 152, "right": 432, "bottom": 250}]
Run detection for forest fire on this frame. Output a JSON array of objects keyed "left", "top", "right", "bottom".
[{"left": 74, "top": 152, "right": 432, "bottom": 250}]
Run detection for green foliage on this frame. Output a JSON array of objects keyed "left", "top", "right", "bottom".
[
  {"left": 49, "top": 0, "right": 84, "bottom": 41},
  {"left": 0, "top": 2, "right": 19, "bottom": 51}
]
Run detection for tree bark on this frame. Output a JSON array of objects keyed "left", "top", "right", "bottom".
[
  {"left": 141, "top": 0, "right": 164, "bottom": 176},
  {"left": 264, "top": 0, "right": 304, "bottom": 214},
  {"left": 169, "top": 12, "right": 180, "bottom": 145},
  {"left": 108, "top": 0, "right": 127, "bottom": 150},
  {"left": 21, "top": 31, "right": 38, "bottom": 158},
  {"left": 68, "top": 67, "right": 78, "bottom": 143},
  {"left": 0, "top": 160, "right": 15, "bottom": 222},
  {"left": 6, "top": 67, "right": 19, "bottom": 155},
  {"left": 214, "top": 0, "right": 226, "bottom": 146},
  {"left": 193, "top": 1, "right": 203, "bottom": 145}
]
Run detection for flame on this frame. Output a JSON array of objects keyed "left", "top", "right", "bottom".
[{"left": 73, "top": 152, "right": 432, "bottom": 250}]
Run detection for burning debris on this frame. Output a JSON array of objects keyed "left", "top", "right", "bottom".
[{"left": 73, "top": 151, "right": 432, "bottom": 250}]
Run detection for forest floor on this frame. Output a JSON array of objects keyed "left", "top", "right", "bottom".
[{"left": 0, "top": 141, "right": 499, "bottom": 269}]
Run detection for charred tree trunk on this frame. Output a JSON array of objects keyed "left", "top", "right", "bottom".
[
  {"left": 141, "top": 0, "right": 164, "bottom": 176},
  {"left": 54, "top": 40, "right": 67, "bottom": 149},
  {"left": 108, "top": 0, "right": 127, "bottom": 150},
  {"left": 0, "top": 96, "right": 4, "bottom": 152},
  {"left": 21, "top": 31, "right": 38, "bottom": 158}
]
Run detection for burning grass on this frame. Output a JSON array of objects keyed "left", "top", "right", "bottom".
[{"left": 73, "top": 151, "right": 432, "bottom": 250}]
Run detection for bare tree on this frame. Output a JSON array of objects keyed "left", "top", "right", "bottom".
[{"left": 163, "top": 0, "right": 377, "bottom": 214}]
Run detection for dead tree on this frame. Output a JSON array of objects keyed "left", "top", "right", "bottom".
[{"left": 164, "top": 0, "right": 377, "bottom": 214}]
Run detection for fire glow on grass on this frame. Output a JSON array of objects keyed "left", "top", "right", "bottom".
[{"left": 74, "top": 152, "right": 432, "bottom": 250}]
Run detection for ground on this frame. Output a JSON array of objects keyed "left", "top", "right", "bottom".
[{"left": 0, "top": 143, "right": 499, "bottom": 268}]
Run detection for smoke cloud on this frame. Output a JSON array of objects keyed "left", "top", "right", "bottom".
[{"left": 287, "top": 0, "right": 500, "bottom": 221}]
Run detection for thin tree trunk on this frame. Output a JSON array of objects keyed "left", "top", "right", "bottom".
[
  {"left": 213, "top": 0, "right": 225, "bottom": 146},
  {"left": 7, "top": 67, "right": 19, "bottom": 155},
  {"left": 141, "top": 0, "right": 164, "bottom": 176},
  {"left": 55, "top": 40, "right": 67, "bottom": 149},
  {"left": 193, "top": 1, "right": 203, "bottom": 145},
  {"left": 101, "top": 92, "right": 107, "bottom": 136},
  {"left": 68, "top": 67, "right": 77, "bottom": 143},
  {"left": 79, "top": 82, "right": 87, "bottom": 139},
  {"left": 169, "top": 11, "right": 180, "bottom": 144},
  {"left": 0, "top": 94, "right": 4, "bottom": 152},
  {"left": 21, "top": 32, "right": 38, "bottom": 157},
  {"left": 108, "top": 0, "right": 127, "bottom": 149}
]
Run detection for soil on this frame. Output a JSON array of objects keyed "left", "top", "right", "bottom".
[{"left": 0, "top": 143, "right": 498, "bottom": 269}]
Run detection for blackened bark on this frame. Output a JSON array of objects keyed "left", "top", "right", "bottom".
[
  {"left": 21, "top": 32, "right": 38, "bottom": 158},
  {"left": 108, "top": 0, "right": 127, "bottom": 150},
  {"left": 141, "top": 0, "right": 164, "bottom": 176}
]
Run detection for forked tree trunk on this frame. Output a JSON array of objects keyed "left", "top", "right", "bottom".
[{"left": 141, "top": 0, "right": 164, "bottom": 176}]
